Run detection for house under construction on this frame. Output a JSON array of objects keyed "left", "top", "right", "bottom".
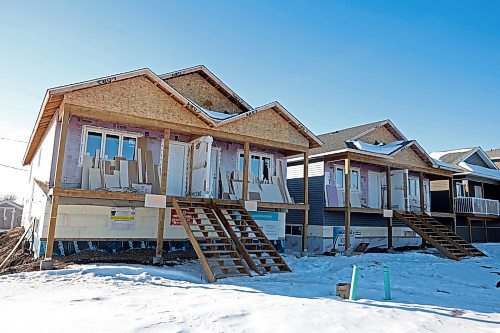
[{"left": 21, "top": 65, "right": 322, "bottom": 282}]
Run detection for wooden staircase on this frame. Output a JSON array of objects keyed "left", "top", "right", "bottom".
[
  {"left": 172, "top": 197, "right": 251, "bottom": 283},
  {"left": 212, "top": 201, "right": 291, "bottom": 275},
  {"left": 393, "top": 211, "right": 486, "bottom": 260},
  {"left": 414, "top": 212, "right": 485, "bottom": 257}
]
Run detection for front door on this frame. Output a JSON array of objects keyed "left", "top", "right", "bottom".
[
  {"left": 368, "top": 172, "right": 382, "bottom": 209},
  {"left": 166, "top": 142, "right": 188, "bottom": 196}
]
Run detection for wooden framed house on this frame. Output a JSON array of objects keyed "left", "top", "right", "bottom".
[
  {"left": 21, "top": 65, "right": 321, "bottom": 280},
  {"left": 430, "top": 147, "right": 500, "bottom": 242},
  {"left": 285, "top": 120, "right": 483, "bottom": 259}
]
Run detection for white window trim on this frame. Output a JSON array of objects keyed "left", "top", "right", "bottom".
[
  {"left": 236, "top": 149, "right": 274, "bottom": 181},
  {"left": 79, "top": 125, "right": 142, "bottom": 166},
  {"left": 334, "top": 165, "right": 360, "bottom": 191}
]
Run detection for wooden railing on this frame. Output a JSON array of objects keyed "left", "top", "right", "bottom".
[{"left": 454, "top": 197, "right": 500, "bottom": 216}]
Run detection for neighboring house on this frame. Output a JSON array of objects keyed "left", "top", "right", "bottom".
[
  {"left": 430, "top": 147, "right": 500, "bottom": 242},
  {"left": 0, "top": 200, "right": 23, "bottom": 230},
  {"left": 486, "top": 148, "right": 500, "bottom": 169},
  {"left": 286, "top": 120, "right": 457, "bottom": 254},
  {"left": 21, "top": 65, "right": 320, "bottom": 278}
]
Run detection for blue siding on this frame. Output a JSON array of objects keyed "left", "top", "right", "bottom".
[
  {"left": 324, "top": 211, "right": 406, "bottom": 227},
  {"left": 286, "top": 176, "right": 325, "bottom": 226}
]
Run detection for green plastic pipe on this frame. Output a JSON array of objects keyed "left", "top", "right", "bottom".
[
  {"left": 384, "top": 266, "right": 392, "bottom": 300},
  {"left": 349, "top": 265, "right": 358, "bottom": 301}
]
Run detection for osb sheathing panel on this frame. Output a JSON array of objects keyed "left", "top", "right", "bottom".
[
  {"left": 166, "top": 73, "right": 243, "bottom": 114},
  {"left": 393, "top": 147, "right": 429, "bottom": 169},
  {"left": 65, "top": 76, "right": 209, "bottom": 128},
  {"left": 218, "top": 109, "right": 309, "bottom": 148},
  {"left": 359, "top": 125, "right": 398, "bottom": 144}
]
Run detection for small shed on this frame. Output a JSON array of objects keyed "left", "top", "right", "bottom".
[{"left": 0, "top": 200, "right": 23, "bottom": 230}]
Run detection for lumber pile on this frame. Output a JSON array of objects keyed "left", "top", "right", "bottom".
[{"left": 81, "top": 137, "right": 160, "bottom": 194}]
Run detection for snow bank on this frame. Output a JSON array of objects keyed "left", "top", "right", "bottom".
[{"left": 0, "top": 245, "right": 499, "bottom": 333}]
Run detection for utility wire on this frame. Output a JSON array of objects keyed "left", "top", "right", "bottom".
[
  {"left": 0, "top": 137, "right": 28, "bottom": 144},
  {"left": 0, "top": 163, "right": 28, "bottom": 172}
]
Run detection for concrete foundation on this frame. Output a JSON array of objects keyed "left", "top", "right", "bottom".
[
  {"left": 152, "top": 256, "right": 163, "bottom": 266},
  {"left": 39, "top": 259, "right": 54, "bottom": 270}
]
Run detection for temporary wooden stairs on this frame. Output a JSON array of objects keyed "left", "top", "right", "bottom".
[
  {"left": 213, "top": 201, "right": 291, "bottom": 275},
  {"left": 171, "top": 197, "right": 290, "bottom": 282},
  {"left": 393, "top": 211, "right": 486, "bottom": 260},
  {"left": 172, "top": 197, "right": 251, "bottom": 283}
]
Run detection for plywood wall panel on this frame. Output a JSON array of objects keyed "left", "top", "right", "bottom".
[
  {"left": 359, "top": 125, "right": 398, "bottom": 144},
  {"left": 165, "top": 73, "right": 243, "bottom": 114}
]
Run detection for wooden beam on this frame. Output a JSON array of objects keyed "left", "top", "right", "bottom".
[
  {"left": 257, "top": 202, "right": 308, "bottom": 210},
  {"left": 484, "top": 219, "right": 488, "bottom": 242},
  {"left": 155, "top": 129, "right": 170, "bottom": 259},
  {"left": 242, "top": 142, "right": 250, "bottom": 201},
  {"left": 54, "top": 188, "right": 146, "bottom": 201},
  {"left": 419, "top": 172, "right": 425, "bottom": 213},
  {"left": 386, "top": 166, "right": 393, "bottom": 249},
  {"left": 44, "top": 107, "right": 69, "bottom": 260},
  {"left": 403, "top": 170, "right": 409, "bottom": 211},
  {"left": 67, "top": 104, "right": 309, "bottom": 154},
  {"left": 344, "top": 158, "right": 351, "bottom": 251},
  {"left": 449, "top": 178, "right": 455, "bottom": 214},
  {"left": 302, "top": 150, "right": 309, "bottom": 253}
]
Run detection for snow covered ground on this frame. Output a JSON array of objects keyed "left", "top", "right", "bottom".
[{"left": 0, "top": 245, "right": 499, "bottom": 333}]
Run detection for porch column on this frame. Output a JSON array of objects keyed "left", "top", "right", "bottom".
[
  {"left": 386, "top": 166, "right": 393, "bottom": 249},
  {"left": 43, "top": 106, "right": 69, "bottom": 268},
  {"left": 154, "top": 129, "right": 170, "bottom": 264},
  {"left": 484, "top": 220, "right": 488, "bottom": 242},
  {"left": 242, "top": 142, "right": 250, "bottom": 201},
  {"left": 449, "top": 177, "right": 457, "bottom": 232},
  {"left": 344, "top": 158, "right": 351, "bottom": 251},
  {"left": 301, "top": 150, "right": 309, "bottom": 254},
  {"left": 419, "top": 172, "right": 425, "bottom": 213},
  {"left": 403, "top": 170, "right": 409, "bottom": 211},
  {"left": 468, "top": 218, "right": 472, "bottom": 242}
]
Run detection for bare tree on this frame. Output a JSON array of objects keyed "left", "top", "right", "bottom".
[{"left": 0, "top": 193, "right": 18, "bottom": 202}]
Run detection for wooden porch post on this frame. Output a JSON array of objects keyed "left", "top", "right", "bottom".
[
  {"left": 449, "top": 177, "right": 457, "bottom": 232},
  {"left": 386, "top": 166, "right": 393, "bottom": 249},
  {"left": 484, "top": 220, "right": 488, "bottom": 242},
  {"left": 154, "top": 129, "right": 170, "bottom": 263},
  {"left": 301, "top": 150, "right": 309, "bottom": 254},
  {"left": 468, "top": 218, "right": 472, "bottom": 242},
  {"left": 344, "top": 158, "right": 351, "bottom": 251},
  {"left": 403, "top": 170, "right": 409, "bottom": 211},
  {"left": 43, "top": 106, "right": 69, "bottom": 266},
  {"left": 242, "top": 142, "right": 250, "bottom": 201},
  {"left": 419, "top": 172, "right": 425, "bottom": 213}
]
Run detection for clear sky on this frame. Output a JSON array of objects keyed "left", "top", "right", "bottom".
[{"left": 0, "top": 0, "right": 499, "bottom": 200}]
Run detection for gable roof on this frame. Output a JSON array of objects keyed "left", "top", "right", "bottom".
[
  {"left": 23, "top": 67, "right": 322, "bottom": 165},
  {"left": 0, "top": 200, "right": 23, "bottom": 209},
  {"left": 309, "top": 119, "right": 406, "bottom": 156},
  {"left": 430, "top": 147, "right": 497, "bottom": 170},
  {"left": 160, "top": 65, "right": 253, "bottom": 113},
  {"left": 23, "top": 68, "right": 219, "bottom": 165}
]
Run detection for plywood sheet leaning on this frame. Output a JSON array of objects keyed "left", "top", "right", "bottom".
[
  {"left": 152, "top": 165, "right": 160, "bottom": 194},
  {"left": 89, "top": 168, "right": 102, "bottom": 190},
  {"left": 119, "top": 160, "right": 129, "bottom": 188},
  {"left": 137, "top": 148, "right": 143, "bottom": 183},
  {"left": 145, "top": 150, "right": 154, "bottom": 184},
  {"left": 81, "top": 155, "right": 93, "bottom": 190},
  {"left": 128, "top": 160, "right": 138, "bottom": 186},
  {"left": 104, "top": 170, "right": 120, "bottom": 188},
  {"left": 260, "top": 183, "right": 284, "bottom": 203},
  {"left": 137, "top": 137, "right": 147, "bottom": 181}
]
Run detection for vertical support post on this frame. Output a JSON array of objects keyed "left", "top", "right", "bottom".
[
  {"left": 386, "top": 166, "right": 393, "bottom": 249},
  {"left": 449, "top": 178, "right": 455, "bottom": 214},
  {"left": 468, "top": 218, "right": 472, "bottom": 242},
  {"left": 344, "top": 158, "right": 351, "bottom": 251},
  {"left": 419, "top": 172, "right": 425, "bottom": 213},
  {"left": 155, "top": 129, "right": 170, "bottom": 263},
  {"left": 44, "top": 106, "right": 69, "bottom": 263},
  {"left": 403, "top": 170, "right": 409, "bottom": 211},
  {"left": 302, "top": 150, "right": 309, "bottom": 254},
  {"left": 484, "top": 220, "right": 488, "bottom": 242},
  {"left": 242, "top": 142, "right": 250, "bottom": 201}
]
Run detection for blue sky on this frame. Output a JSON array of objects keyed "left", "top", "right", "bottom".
[{"left": 0, "top": 0, "right": 499, "bottom": 197}]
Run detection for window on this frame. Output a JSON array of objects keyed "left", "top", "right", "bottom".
[
  {"left": 238, "top": 151, "right": 274, "bottom": 182},
  {"left": 286, "top": 224, "right": 303, "bottom": 236},
  {"left": 408, "top": 178, "right": 418, "bottom": 196},
  {"left": 81, "top": 126, "right": 141, "bottom": 163},
  {"left": 351, "top": 169, "right": 360, "bottom": 191},
  {"left": 335, "top": 167, "right": 344, "bottom": 188},
  {"left": 335, "top": 166, "right": 359, "bottom": 190},
  {"left": 456, "top": 183, "right": 466, "bottom": 197}
]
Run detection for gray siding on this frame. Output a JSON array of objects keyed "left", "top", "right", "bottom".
[{"left": 286, "top": 175, "right": 325, "bottom": 226}]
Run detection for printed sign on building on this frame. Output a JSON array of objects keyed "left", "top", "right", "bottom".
[
  {"left": 170, "top": 209, "right": 193, "bottom": 225},
  {"left": 249, "top": 211, "right": 285, "bottom": 240},
  {"left": 108, "top": 207, "right": 135, "bottom": 231}
]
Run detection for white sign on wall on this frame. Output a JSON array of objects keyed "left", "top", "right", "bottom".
[
  {"left": 108, "top": 207, "right": 135, "bottom": 231},
  {"left": 248, "top": 211, "right": 285, "bottom": 240}
]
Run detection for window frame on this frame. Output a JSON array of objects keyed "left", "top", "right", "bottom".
[
  {"left": 455, "top": 183, "right": 466, "bottom": 197},
  {"left": 237, "top": 149, "right": 274, "bottom": 182},
  {"left": 334, "top": 165, "right": 360, "bottom": 191},
  {"left": 80, "top": 125, "right": 142, "bottom": 166}
]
